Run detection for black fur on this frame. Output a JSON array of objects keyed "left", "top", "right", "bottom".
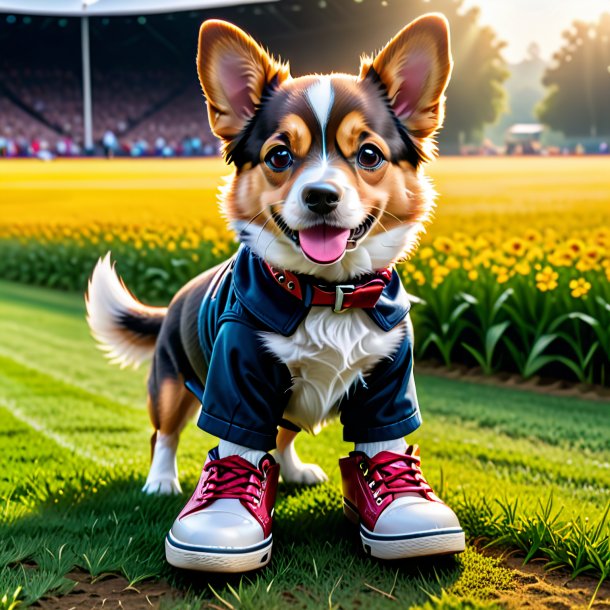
[{"left": 117, "top": 311, "right": 164, "bottom": 336}]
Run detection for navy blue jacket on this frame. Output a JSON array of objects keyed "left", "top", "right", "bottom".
[{"left": 189, "top": 246, "right": 421, "bottom": 451}]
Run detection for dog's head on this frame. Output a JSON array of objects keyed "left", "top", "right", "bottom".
[{"left": 197, "top": 15, "right": 452, "bottom": 281}]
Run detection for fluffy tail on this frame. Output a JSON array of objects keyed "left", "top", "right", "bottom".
[{"left": 86, "top": 253, "right": 167, "bottom": 369}]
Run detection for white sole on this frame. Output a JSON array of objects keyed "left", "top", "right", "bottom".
[
  {"left": 165, "top": 533, "right": 273, "bottom": 573},
  {"left": 344, "top": 500, "right": 465, "bottom": 560},
  {"left": 360, "top": 526, "right": 465, "bottom": 560}
]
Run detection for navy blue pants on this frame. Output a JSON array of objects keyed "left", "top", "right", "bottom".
[{"left": 194, "top": 319, "right": 422, "bottom": 451}]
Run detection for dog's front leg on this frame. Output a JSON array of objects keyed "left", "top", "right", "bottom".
[{"left": 274, "top": 427, "right": 328, "bottom": 485}]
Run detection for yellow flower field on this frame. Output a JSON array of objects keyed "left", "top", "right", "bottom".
[{"left": 1, "top": 156, "right": 609, "bottom": 384}]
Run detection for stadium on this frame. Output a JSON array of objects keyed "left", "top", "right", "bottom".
[
  {"left": 1, "top": 0, "right": 468, "bottom": 158},
  {"left": 1, "top": 1, "right": 610, "bottom": 608}
]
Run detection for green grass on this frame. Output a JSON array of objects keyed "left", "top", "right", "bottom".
[{"left": 0, "top": 279, "right": 609, "bottom": 609}]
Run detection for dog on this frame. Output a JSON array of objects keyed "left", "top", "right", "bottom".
[{"left": 86, "top": 14, "right": 461, "bottom": 572}]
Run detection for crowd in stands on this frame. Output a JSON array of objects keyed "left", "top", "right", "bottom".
[
  {"left": 2, "top": 59, "right": 609, "bottom": 159},
  {"left": 0, "top": 59, "right": 218, "bottom": 158}
]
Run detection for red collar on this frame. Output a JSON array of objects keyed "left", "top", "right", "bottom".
[{"left": 265, "top": 263, "right": 393, "bottom": 313}]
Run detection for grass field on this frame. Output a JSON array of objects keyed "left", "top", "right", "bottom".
[
  {"left": 1, "top": 279, "right": 609, "bottom": 609},
  {"left": 2, "top": 156, "right": 609, "bottom": 232},
  {"left": 1, "top": 157, "right": 609, "bottom": 608}
]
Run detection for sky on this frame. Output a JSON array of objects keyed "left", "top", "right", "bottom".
[{"left": 460, "top": 0, "right": 610, "bottom": 64}]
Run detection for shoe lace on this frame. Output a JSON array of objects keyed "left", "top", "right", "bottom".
[
  {"left": 198, "top": 455, "right": 265, "bottom": 505},
  {"left": 363, "top": 452, "right": 432, "bottom": 503}
]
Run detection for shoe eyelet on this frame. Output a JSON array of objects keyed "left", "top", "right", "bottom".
[{"left": 376, "top": 497, "right": 383, "bottom": 505}]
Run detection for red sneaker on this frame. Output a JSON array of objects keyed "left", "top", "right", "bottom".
[
  {"left": 165, "top": 447, "right": 279, "bottom": 572},
  {"left": 339, "top": 446, "right": 465, "bottom": 560}
]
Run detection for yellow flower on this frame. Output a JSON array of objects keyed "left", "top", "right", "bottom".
[
  {"left": 445, "top": 255, "right": 460, "bottom": 270},
  {"left": 504, "top": 237, "right": 526, "bottom": 256},
  {"left": 413, "top": 270, "right": 426, "bottom": 286},
  {"left": 576, "top": 258, "right": 598, "bottom": 272},
  {"left": 569, "top": 278, "right": 591, "bottom": 298},
  {"left": 582, "top": 245, "right": 603, "bottom": 262},
  {"left": 548, "top": 249, "right": 574, "bottom": 267},
  {"left": 566, "top": 239, "right": 584, "bottom": 255},
  {"left": 433, "top": 236, "right": 454, "bottom": 254},
  {"left": 524, "top": 229, "right": 541, "bottom": 242},
  {"left": 432, "top": 265, "right": 450, "bottom": 287},
  {"left": 526, "top": 246, "right": 544, "bottom": 261},
  {"left": 468, "top": 269, "right": 479, "bottom": 281},
  {"left": 167, "top": 241, "right": 176, "bottom": 252},
  {"left": 419, "top": 246, "right": 434, "bottom": 260},
  {"left": 514, "top": 261, "right": 531, "bottom": 276},
  {"left": 535, "top": 266, "right": 559, "bottom": 292}
]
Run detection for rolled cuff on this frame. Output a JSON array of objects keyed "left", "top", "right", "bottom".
[{"left": 197, "top": 410, "right": 277, "bottom": 451}]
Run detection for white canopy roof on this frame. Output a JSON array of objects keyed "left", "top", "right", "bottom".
[{"left": 0, "top": 0, "right": 274, "bottom": 17}]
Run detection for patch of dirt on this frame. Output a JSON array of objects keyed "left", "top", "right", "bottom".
[
  {"left": 487, "top": 549, "right": 610, "bottom": 609},
  {"left": 33, "top": 556, "right": 610, "bottom": 610},
  {"left": 34, "top": 572, "right": 175, "bottom": 610},
  {"left": 416, "top": 361, "right": 610, "bottom": 402}
]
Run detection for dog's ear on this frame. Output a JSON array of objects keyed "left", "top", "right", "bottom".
[
  {"left": 360, "top": 13, "right": 452, "bottom": 140},
  {"left": 198, "top": 20, "right": 290, "bottom": 141}
]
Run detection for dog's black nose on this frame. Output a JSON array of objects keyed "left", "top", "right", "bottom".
[{"left": 302, "top": 183, "right": 342, "bottom": 215}]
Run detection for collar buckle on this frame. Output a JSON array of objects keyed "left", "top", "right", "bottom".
[{"left": 334, "top": 284, "right": 355, "bottom": 313}]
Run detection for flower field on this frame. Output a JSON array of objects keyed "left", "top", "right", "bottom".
[{"left": 1, "top": 157, "right": 609, "bottom": 385}]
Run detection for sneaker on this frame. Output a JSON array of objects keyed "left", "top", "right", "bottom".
[
  {"left": 339, "top": 446, "right": 465, "bottom": 560},
  {"left": 165, "top": 447, "right": 279, "bottom": 572}
]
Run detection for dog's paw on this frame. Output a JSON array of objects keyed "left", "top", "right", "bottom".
[
  {"left": 274, "top": 451, "right": 328, "bottom": 485},
  {"left": 283, "top": 462, "right": 329, "bottom": 485},
  {"left": 142, "top": 477, "right": 182, "bottom": 495}
]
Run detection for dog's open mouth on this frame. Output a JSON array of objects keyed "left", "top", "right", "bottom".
[{"left": 272, "top": 213, "right": 377, "bottom": 264}]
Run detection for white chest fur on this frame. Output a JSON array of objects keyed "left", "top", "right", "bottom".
[{"left": 260, "top": 308, "right": 406, "bottom": 434}]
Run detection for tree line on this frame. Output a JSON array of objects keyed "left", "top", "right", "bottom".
[{"left": 371, "top": 1, "right": 610, "bottom": 145}]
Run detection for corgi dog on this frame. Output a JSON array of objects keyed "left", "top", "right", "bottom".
[{"left": 87, "top": 14, "right": 462, "bottom": 571}]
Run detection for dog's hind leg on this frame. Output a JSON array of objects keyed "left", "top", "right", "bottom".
[
  {"left": 143, "top": 376, "right": 199, "bottom": 495},
  {"left": 143, "top": 316, "right": 200, "bottom": 496},
  {"left": 274, "top": 427, "right": 328, "bottom": 485}
]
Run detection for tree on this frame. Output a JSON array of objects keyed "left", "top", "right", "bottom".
[
  {"left": 425, "top": 0, "right": 508, "bottom": 147},
  {"left": 256, "top": 0, "right": 508, "bottom": 149},
  {"left": 537, "top": 13, "right": 610, "bottom": 137}
]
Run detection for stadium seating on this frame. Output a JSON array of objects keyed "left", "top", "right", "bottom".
[{"left": 0, "top": 58, "right": 215, "bottom": 157}]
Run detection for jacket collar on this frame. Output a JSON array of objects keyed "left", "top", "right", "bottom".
[{"left": 231, "top": 246, "right": 410, "bottom": 336}]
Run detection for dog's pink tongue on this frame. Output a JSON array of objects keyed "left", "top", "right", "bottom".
[{"left": 299, "top": 225, "right": 351, "bottom": 264}]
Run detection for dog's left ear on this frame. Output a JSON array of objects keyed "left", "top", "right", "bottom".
[
  {"left": 198, "top": 20, "right": 291, "bottom": 141},
  {"left": 360, "top": 13, "right": 452, "bottom": 139}
]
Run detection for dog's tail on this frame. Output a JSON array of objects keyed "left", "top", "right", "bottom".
[{"left": 86, "top": 253, "right": 167, "bottom": 369}]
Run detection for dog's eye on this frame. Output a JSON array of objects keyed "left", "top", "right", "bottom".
[
  {"left": 265, "top": 146, "right": 294, "bottom": 172},
  {"left": 357, "top": 145, "right": 385, "bottom": 170}
]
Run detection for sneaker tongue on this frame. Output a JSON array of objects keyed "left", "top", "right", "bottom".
[{"left": 299, "top": 225, "right": 350, "bottom": 264}]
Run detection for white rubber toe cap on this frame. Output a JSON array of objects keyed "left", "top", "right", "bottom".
[
  {"left": 374, "top": 496, "right": 461, "bottom": 536},
  {"left": 170, "top": 499, "right": 264, "bottom": 549}
]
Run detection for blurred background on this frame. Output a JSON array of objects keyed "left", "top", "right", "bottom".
[{"left": 1, "top": 0, "right": 610, "bottom": 158}]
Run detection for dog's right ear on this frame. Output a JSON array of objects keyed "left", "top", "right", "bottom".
[{"left": 198, "top": 20, "right": 290, "bottom": 141}]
